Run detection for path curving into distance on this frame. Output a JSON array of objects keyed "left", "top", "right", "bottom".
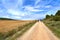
[{"left": 17, "top": 21, "right": 59, "bottom": 40}]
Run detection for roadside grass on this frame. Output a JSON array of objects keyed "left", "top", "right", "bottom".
[
  {"left": 0, "top": 21, "right": 36, "bottom": 40},
  {"left": 43, "top": 20, "right": 60, "bottom": 38},
  {"left": 0, "top": 33, "right": 5, "bottom": 40}
]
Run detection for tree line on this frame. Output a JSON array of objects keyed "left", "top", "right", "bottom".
[{"left": 45, "top": 10, "right": 60, "bottom": 21}]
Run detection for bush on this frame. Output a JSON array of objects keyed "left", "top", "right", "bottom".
[
  {"left": 46, "top": 15, "right": 51, "bottom": 19},
  {"left": 53, "top": 16, "right": 60, "bottom": 21},
  {"left": 55, "top": 10, "right": 60, "bottom": 16}
]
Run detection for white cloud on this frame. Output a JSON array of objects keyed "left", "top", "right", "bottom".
[
  {"left": 20, "top": 13, "right": 45, "bottom": 20},
  {"left": 8, "top": 9, "right": 20, "bottom": 15},
  {"left": 1, "top": 0, "right": 56, "bottom": 20},
  {"left": 12, "top": 16, "right": 22, "bottom": 19},
  {"left": 31, "top": 9, "right": 43, "bottom": 12},
  {"left": 35, "top": 0, "right": 41, "bottom": 5},
  {"left": 2, "top": 0, "right": 23, "bottom": 9},
  {"left": 34, "top": 5, "right": 52, "bottom": 9},
  {"left": 45, "top": 5, "right": 52, "bottom": 8},
  {"left": 24, "top": 6, "right": 44, "bottom": 12},
  {"left": 1, "top": 15, "right": 10, "bottom": 18},
  {"left": 7, "top": 9, "right": 26, "bottom": 16}
]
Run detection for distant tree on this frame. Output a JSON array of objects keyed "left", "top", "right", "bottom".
[
  {"left": 55, "top": 10, "right": 60, "bottom": 16},
  {"left": 46, "top": 15, "right": 51, "bottom": 19},
  {"left": 0, "top": 18, "right": 14, "bottom": 20},
  {"left": 51, "top": 14, "right": 54, "bottom": 17},
  {"left": 44, "top": 10, "right": 60, "bottom": 21},
  {"left": 53, "top": 16, "right": 60, "bottom": 21}
]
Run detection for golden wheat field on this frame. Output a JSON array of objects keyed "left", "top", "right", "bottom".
[{"left": 0, "top": 20, "right": 33, "bottom": 33}]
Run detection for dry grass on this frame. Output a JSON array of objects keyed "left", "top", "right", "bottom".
[{"left": 0, "top": 20, "right": 33, "bottom": 33}]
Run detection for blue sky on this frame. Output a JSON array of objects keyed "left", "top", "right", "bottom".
[{"left": 0, "top": 0, "right": 60, "bottom": 20}]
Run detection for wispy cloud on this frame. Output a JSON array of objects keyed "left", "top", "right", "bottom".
[
  {"left": 2, "top": 0, "right": 23, "bottom": 9},
  {"left": 20, "top": 13, "right": 45, "bottom": 20},
  {"left": 0, "top": 0, "right": 60, "bottom": 20},
  {"left": 35, "top": 0, "right": 41, "bottom": 5},
  {"left": 24, "top": 6, "right": 44, "bottom": 12}
]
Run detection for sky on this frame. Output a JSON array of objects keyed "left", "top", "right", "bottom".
[{"left": 0, "top": 0, "right": 60, "bottom": 20}]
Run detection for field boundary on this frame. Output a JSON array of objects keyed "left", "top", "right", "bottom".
[
  {"left": 43, "top": 20, "right": 60, "bottom": 39},
  {"left": 5, "top": 21, "right": 36, "bottom": 40}
]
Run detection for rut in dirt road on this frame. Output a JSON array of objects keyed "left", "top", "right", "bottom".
[{"left": 17, "top": 21, "right": 59, "bottom": 40}]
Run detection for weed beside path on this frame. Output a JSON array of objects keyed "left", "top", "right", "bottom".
[{"left": 43, "top": 21, "right": 60, "bottom": 38}]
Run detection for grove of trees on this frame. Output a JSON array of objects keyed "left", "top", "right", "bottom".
[{"left": 45, "top": 10, "right": 60, "bottom": 21}]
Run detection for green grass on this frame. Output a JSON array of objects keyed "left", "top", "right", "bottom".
[
  {"left": 0, "top": 33, "right": 5, "bottom": 40},
  {"left": 43, "top": 20, "right": 60, "bottom": 38}
]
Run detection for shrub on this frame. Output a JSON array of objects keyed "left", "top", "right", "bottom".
[
  {"left": 53, "top": 16, "right": 60, "bottom": 21},
  {"left": 55, "top": 10, "right": 60, "bottom": 16}
]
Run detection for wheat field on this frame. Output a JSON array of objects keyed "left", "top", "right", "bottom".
[{"left": 0, "top": 20, "right": 33, "bottom": 33}]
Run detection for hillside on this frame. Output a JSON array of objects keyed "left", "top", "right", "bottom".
[
  {"left": 43, "top": 10, "right": 60, "bottom": 38},
  {"left": 45, "top": 10, "right": 60, "bottom": 21}
]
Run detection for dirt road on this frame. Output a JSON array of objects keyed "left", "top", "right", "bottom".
[{"left": 17, "top": 21, "right": 59, "bottom": 40}]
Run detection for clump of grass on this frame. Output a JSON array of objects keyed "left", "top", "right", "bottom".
[
  {"left": 43, "top": 21, "right": 60, "bottom": 38},
  {"left": 0, "top": 29, "right": 17, "bottom": 40},
  {"left": 0, "top": 33, "right": 5, "bottom": 40},
  {"left": 4, "top": 21, "right": 36, "bottom": 40},
  {"left": 4, "top": 29, "right": 17, "bottom": 38}
]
